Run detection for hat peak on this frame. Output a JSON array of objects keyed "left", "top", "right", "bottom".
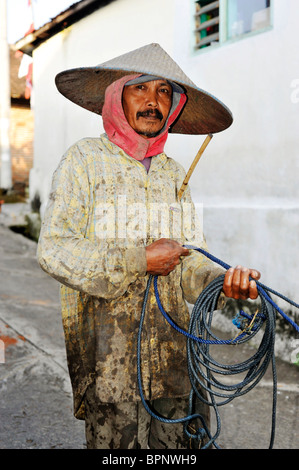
[{"left": 99, "top": 43, "right": 196, "bottom": 88}]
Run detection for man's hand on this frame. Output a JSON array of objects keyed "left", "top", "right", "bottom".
[
  {"left": 223, "top": 265, "right": 261, "bottom": 300},
  {"left": 145, "top": 238, "right": 189, "bottom": 276}
]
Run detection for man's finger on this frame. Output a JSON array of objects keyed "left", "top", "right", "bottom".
[
  {"left": 180, "top": 247, "right": 190, "bottom": 257},
  {"left": 231, "top": 265, "right": 242, "bottom": 299},
  {"left": 249, "top": 269, "right": 261, "bottom": 281},
  {"left": 249, "top": 279, "right": 259, "bottom": 299},
  {"left": 223, "top": 267, "right": 234, "bottom": 297},
  {"left": 239, "top": 267, "right": 250, "bottom": 299}
]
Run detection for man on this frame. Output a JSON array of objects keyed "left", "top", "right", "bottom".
[{"left": 38, "top": 44, "right": 260, "bottom": 449}]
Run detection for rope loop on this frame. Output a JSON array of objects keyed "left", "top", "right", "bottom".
[{"left": 137, "top": 246, "right": 299, "bottom": 449}]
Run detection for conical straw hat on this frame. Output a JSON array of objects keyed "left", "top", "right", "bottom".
[{"left": 55, "top": 43, "right": 233, "bottom": 135}]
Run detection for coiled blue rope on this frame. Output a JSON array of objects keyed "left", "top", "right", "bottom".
[
  {"left": 137, "top": 246, "right": 299, "bottom": 449},
  {"left": 184, "top": 246, "right": 299, "bottom": 335}
]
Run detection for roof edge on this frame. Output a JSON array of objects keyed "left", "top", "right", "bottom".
[{"left": 13, "top": 0, "right": 111, "bottom": 56}]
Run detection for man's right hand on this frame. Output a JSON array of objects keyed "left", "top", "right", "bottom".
[{"left": 145, "top": 238, "right": 189, "bottom": 276}]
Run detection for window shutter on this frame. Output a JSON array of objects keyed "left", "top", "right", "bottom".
[{"left": 195, "top": 0, "right": 220, "bottom": 49}]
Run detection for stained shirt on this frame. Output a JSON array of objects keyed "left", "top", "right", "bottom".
[{"left": 37, "top": 134, "right": 224, "bottom": 419}]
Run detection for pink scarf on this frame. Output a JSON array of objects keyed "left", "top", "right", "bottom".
[{"left": 102, "top": 74, "right": 186, "bottom": 161}]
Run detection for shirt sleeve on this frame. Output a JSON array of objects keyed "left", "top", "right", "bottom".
[{"left": 37, "top": 144, "right": 147, "bottom": 299}]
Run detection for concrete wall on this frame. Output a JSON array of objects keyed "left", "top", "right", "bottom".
[{"left": 29, "top": 0, "right": 299, "bottom": 305}]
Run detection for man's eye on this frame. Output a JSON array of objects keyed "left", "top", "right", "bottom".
[
  {"left": 160, "top": 88, "right": 170, "bottom": 94},
  {"left": 136, "top": 85, "right": 145, "bottom": 90}
]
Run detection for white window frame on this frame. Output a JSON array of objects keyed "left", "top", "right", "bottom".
[{"left": 193, "top": 0, "right": 273, "bottom": 52}]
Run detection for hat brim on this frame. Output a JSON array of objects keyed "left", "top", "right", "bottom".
[{"left": 55, "top": 62, "right": 233, "bottom": 135}]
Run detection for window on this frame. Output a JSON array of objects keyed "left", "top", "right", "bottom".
[
  {"left": 226, "top": 0, "right": 271, "bottom": 40},
  {"left": 195, "top": 1, "right": 220, "bottom": 50},
  {"left": 194, "top": 0, "right": 272, "bottom": 51}
]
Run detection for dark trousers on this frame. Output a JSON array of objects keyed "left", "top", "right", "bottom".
[{"left": 84, "top": 383, "right": 210, "bottom": 449}]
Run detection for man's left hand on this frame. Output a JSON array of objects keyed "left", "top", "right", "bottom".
[{"left": 223, "top": 265, "right": 261, "bottom": 300}]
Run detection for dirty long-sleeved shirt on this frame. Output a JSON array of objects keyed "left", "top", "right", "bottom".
[{"left": 38, "top": 134, "right": 224, "bottom": 419}]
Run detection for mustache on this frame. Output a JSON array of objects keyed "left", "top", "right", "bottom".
[{"left": 136, "top": 109, "right": 164, "bottom": 121}]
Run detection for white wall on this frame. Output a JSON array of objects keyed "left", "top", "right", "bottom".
[{"left": 30, "top": 0, "right": 299, "bottom": 303}]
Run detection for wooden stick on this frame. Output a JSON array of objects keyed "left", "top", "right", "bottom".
[{"left": 177, "top": 133, "right": 213, "bottom": 201}]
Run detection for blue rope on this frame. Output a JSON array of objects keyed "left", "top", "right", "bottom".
[
  {"left": 137, "top": 246, "right": 299, "bottom": 449},
  {"left": 184, "top": 245, "right": 299, "bottom": 334}
]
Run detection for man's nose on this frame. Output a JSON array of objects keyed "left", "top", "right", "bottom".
[{"left": 145, "top": 90, "right": 158, "bottom": 107}]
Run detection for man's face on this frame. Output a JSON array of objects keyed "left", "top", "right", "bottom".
[{"left": 122, "top": 79, "right": 173, "bottom": 138}]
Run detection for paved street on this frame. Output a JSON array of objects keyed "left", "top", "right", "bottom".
[
  {"left": 0, "top": 204, "right": 299, "bottom": 450},
  {"left": 0, "top": 220, "right": 85, "bottom": 449}
]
